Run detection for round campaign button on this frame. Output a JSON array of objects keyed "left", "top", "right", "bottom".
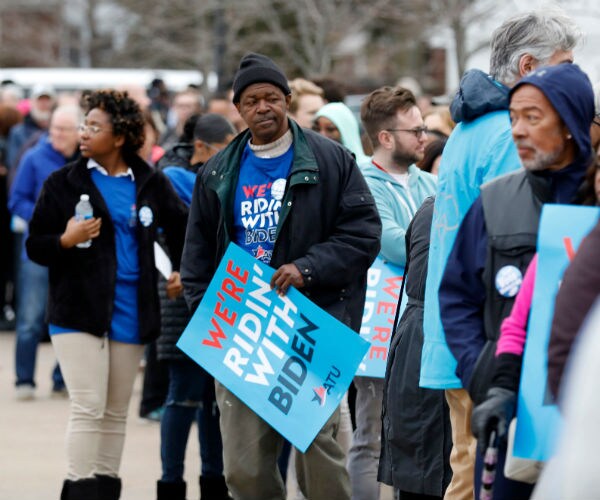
[
  {"left": 495, "top": 265, "right": 523, "bottom": 298},
  {"left": 271, "top": 178, "right": 287, "bottom": 201},
  {"left": 138, "top": 205, "right": 154, "bottom": 227}
]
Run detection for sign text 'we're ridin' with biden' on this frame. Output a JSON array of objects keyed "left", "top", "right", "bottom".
[{"left": 177, "top": 243, "right": 368, "bottom": 452}]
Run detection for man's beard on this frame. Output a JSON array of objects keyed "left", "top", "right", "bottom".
[
  {"left": 517, "top": 141, "right": 566, "bottom": 171},
  {"left": 391, "top": 144, "right": 421, "bottom": 168}
]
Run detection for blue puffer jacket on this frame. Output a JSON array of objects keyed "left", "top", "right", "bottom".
[{"left": 420, "top": 69, "right": 522, "bottom": 389}]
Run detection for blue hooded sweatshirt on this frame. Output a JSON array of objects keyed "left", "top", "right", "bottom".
[
  {"left": 421, "top": 70, "right": 522, "bottom": 389},
  {"left": 361, "top": 162, "right": 437, "bottom": 266},
  {"left": 439, "top": 63, "right": 595, "bottom": 390}
]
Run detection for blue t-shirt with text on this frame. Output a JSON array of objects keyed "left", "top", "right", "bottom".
[
  {"left": 90, "top": 169, "right": 140, "bottom": 344},
  {"left": 233, "top": 144, "right": 293, "bottom": 264}
]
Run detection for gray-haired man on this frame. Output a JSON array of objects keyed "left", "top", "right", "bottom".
[{"left": 419, "top": 9, "right": 581, "bottom": 499}]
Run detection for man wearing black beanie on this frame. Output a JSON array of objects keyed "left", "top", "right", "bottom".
[
  {"left": 181, "top": 53, "right": 381, "bottom": 500},
  {"left": 232, "top": 52, "right": 291, "bottom": 104}
]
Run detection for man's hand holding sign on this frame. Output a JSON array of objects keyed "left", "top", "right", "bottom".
[{"left": 271, "top": 263, "right": 305, "bottom": 296}]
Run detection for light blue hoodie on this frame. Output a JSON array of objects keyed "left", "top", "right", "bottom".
[
  {"left": 420, "top": 69, "right": 522, "bottom": 389},
  {"left": 361, "top": 162, "right": 437, "bottom": 266},
  {"left": 315, "top": 102, "right": 370, "bottom": 165}
]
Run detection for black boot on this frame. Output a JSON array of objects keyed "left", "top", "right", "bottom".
[
  {"left": 157, "top": 480, "right": 186, "bottom": 500},
  {"left": 200, "top": 476, "right": 230, "bottom": 499},
  {"left": 96, "top": 475, "right": 121, "bottom": 500},
  {"left": 60, "top": 478, "right": 99, "bottom": 500}
]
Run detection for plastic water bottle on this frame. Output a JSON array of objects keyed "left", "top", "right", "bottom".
[{"left": 75, "top": 194, "right": 93, "bottom": 248}]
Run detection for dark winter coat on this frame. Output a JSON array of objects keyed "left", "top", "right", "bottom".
[
  {"left": 156, "top": 142, "right": 193, "bottom": 171},
  {"left": 26, "top": 155, "right": 188, "bottom": 343},
  {"left": 181, "top": 119, "right": 381, "bottom": 331},
  {"left": 156, "top": 271, "right": 190, "bottom": 361},
  {"left": 379, "top": 197, "right": 452, "bottom": 496},
  {"left": 155, "top": 144, "right": 198, "bottom": 361}
]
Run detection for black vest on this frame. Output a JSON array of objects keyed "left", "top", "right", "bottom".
[{"left": 469, "top": 170, "right": 546, "bottom": 403}]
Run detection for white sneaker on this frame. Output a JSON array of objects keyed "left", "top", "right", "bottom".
[{"left": 15, "top": 385, "right": 35, "bottom": 401}]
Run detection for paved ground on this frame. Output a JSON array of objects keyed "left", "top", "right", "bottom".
[
  {"left": 0, "top": 330, "right": 200, "bottom": 500},
  {"left": 0, "top": 329, "right": 393, "bottom": 500}
]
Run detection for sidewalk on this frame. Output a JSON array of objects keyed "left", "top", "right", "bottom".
[
  {"left": 0, "top": 330, "right": 200, "bottom": 500},
  {"left": 0, "top": 330, "right": 394, "bottom": 499}
]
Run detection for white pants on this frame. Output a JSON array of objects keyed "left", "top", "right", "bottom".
[{"left": 52, "top": 333, "right": 144, "bottom": 480}]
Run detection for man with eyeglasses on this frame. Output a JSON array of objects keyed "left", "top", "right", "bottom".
[
  {"left": 350, "top": 85, "right": 437, "bottom": 500},
  {"left": 8, "top": 105, "right": 83, "bottom": 401}
]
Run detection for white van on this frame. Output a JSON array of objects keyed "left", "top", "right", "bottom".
[{"left": 0, "top": 67, "right": 204, "bottom": 94}]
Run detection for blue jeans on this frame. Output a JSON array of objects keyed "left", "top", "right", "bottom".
[
  {"left": 15, "top": 259, "right": 63, "bottom": 388},
  {"left": 160, "top": 359, "right": 224, "bottom": 482}
]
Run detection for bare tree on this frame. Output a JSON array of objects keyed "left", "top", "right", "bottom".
[
  {"left": 380, "top": 0, "right": 497, "bottom": 81},
  {"left": 100, "top": 1, "right": 201, "bottom": 67},
  {"left": 0, "top": 0, "right": 64, "bottom": 67},
  {"left": 221, "top": 0, "right": 393, "bottom": 76},
  {"left": 100, "top": 0, "right": 408, "bottom": 87},
  {"left": 1, "top": 0, "right": 514, "bottom": 95}
]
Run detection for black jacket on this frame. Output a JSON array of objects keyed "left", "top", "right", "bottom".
[
  {"left": 26, "top": 155, "right": 188, "bottom": 343},
  {"left": 181, "top": 119, "right": 381, "bottom": 331},
  {"left": 379, "top": 197, "right": 452, "bottom": 495},
  {"left": 157, "top": 279, "right": 190, "bottom": 361},
  {"left": 156, "top": 142, "right": 194, "bottom": 171}
]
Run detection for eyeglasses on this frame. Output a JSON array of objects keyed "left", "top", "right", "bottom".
[
  {"left": 386, "top": 126, "right": 429, "bottom": 138},
  {"left": 594, "top": 115, "right": 600, "bottom": 127},
  {"left": 78, "top": 123, "right": 112, "bottom": 135}
]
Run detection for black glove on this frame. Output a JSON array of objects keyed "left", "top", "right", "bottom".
[{"left": 471, "top": 386, "right": 517, "bottom": 454}]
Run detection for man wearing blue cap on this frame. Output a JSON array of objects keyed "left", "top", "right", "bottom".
[{"left": 440, "top": 62, "right": 595, "bottom": 498}]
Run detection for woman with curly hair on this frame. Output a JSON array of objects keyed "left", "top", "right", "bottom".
[{"left": 26, "top": 90, "right": 188, "bottom": 500}]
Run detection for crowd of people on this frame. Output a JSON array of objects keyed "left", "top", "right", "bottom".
[{"left": 0, "top": 6, "right": 599, "bottom": 500}]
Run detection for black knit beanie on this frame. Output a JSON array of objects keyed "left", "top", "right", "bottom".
[{"left": 232, "top": 53, "right": 290, "bottom": 103}]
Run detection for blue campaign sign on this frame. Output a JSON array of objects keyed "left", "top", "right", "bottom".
[
  {"left": 357, "top": 257, "right": 404, "bottom": 378},
  {"left": 177, "top": 243, "right": 369, "bottom": 452},
  {"left": 515, "top": 204, "right": 599, "bottom": 461}
]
